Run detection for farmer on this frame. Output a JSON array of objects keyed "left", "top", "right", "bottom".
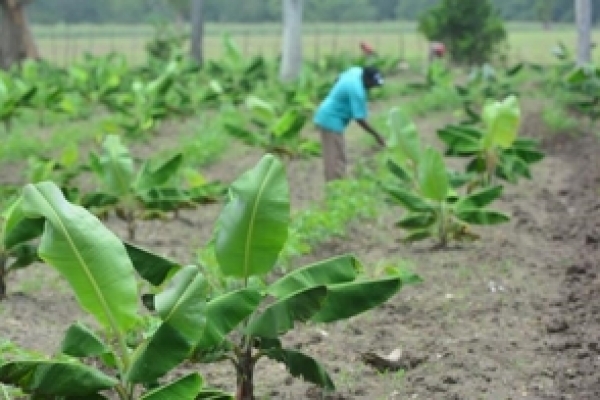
[
  {"left": 428, "top": 41, "right": 447, "bottom": 62},
  {"left": 314, "top": 66, "right": 386, "bottom": 182}
]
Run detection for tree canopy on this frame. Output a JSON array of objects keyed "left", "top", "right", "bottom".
[{"left": 27, "top": 0, "right": 598, "bottom": 24}]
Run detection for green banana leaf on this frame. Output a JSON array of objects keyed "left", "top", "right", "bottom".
[
  {"left": 20, "top": 182, "right": 139, "bottom": 333},
  {"left": 91, "top": 135, "right": 135, "bottom": 197},
  {"left": 418, "top": 147, "right": 449, "bottom": 202},
  {"left": 385, "top": 186, "right": 433, "bottom": 213},
  {"left": 0, "top": 360, "right": 117, "bottom": 396},
  {"left": 262, "top": 347, "right": 334, "bottom": 390},
  {"left": 127, "top": 265, "right": 207, "bottom": 383},
  {"left": 5, "top": 243, "right": 39, "bottom": 271},
  {"left": 60, "top": 322, "right": 109, "bottom": 358},
  {"left": 455, "top": 209, "right": 510, "bottom": 225},
  {"left": 267, "top": 254, "right": 359, "bottom": 298},
  {"left": 124, "top": 242, "right": 180, "bottom": 286},
  {"left": 196, "top": 288, "right": 263, "bottom": 349},
  {"left": 386, "top": 159, "right": 412, "bottom": 184},
  {"left": 455, "top": 186, "right": 503, "bottom": 210},
  {"left": 3, "top": 197, "right": 44, "bottom": 250},
  {"left": 437, "top": 126, "right": 482, "bottom": 155},
  {"left": 140, "top": 373, "right": 202, "bottom": 400},
  {"left": 246, "top": 286, "right": 327, "bottom": 338},
  {"left": 215, "top": 154, "right": 290, "bottom": 278},
  {"left": 310, "top": 276, "right": 403, "bottom": 323},
  {"left": 135, "top": 153, "right": 183, "bottom": 192},
  {"left": 387, "top": 107, "right": 421, "bottom": 162},
  {"left": 395, "top": 212, "right": 436, "bottom": 230},
  {"left": 482, "top": 95, "right": 521, "bottom": 150}
]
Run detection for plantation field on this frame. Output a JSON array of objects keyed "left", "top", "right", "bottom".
[
  {"left": 32, "top": 22, "right": 600, "bottom": 65},
  {"left": 1, "top": 33, "right": 600, "bottom": 400},
  {"left": 2, "top": 93, "right": 600, "bottom": 398}
]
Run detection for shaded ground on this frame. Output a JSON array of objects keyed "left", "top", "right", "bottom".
[{"left": 1, "top": 102, "right": 600, "bottom": 400}]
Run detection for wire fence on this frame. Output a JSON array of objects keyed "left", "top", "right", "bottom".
[{"left": 31, "top": 22, "right": 600, "bottom": 67}]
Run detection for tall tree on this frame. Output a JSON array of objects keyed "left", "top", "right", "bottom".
[
  {"left": 280, "top": 0, "right": 303, "bottom": 81},
  {"left": 535, "top": 0, "right": 556, "bottom": 29},
  {"left": 0, "top": 0, "right": 39, "bottom": 69},
  {"left": 190, "top": 0, "right": 204, "bottom": 64},
  {"left": 418, "top": 0, "right": 507, "bottom": 65},
  {"left": 575, "top": 0, "right": 592, "bottom": 65}
]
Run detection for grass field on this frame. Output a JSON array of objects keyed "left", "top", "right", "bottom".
[{"left": 32, "top": 22, "right": 600, "bottom": 66}]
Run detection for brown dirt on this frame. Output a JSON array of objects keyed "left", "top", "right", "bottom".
[{"left": 2, "top": 103, "right": 600, "bottom": 400}]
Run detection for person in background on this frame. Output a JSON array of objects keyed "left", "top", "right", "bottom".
[
  {"left": 429, "top": 41, "right": 447, "bottom": 62},
  {"left": 313, "top": 66, "right": 386, "bottom": 182}
]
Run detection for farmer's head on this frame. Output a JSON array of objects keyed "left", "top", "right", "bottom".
[{"left": 362, "top": 66, "right": 384, "bottom": 90}]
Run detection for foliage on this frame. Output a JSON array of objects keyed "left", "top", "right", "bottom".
[
  {"left": 0, "top": 198, "right": 43, "bottom": 299},
  {"left": 0, "top": 181, "right": 232, "bottom": 399},
  {"left": 437, "top": 95, "right": 544, "bottom": 189},
  {"left": 418, "top": 0, "right": 507, "bottom": 65},
  {"left": 0, "top": 71, "right": 36, "bottom": 132},
  {"left": 561, "top": 64, "right": 600, "bottom": 123},
  {"left": 17, "top": 60, "right": 65, "bottom": 126},
  {"left": 28, "top": 0, "right": 598, "bottom": 23},
  {"left": 83, "top": 135, "right": 223, "bottom": 240},
  {"left": 280, "top": 178, "right": 381, "bottom": 265},
  {"left": 383, "top": 108, "right": 510, "bottom": 247},
  {"left": 67, "top": 53, "right": 128, "bottom": 106},
  {"left": 190, "top": 154, "right": 411, "bottom": 399},
  {"left": 455, "top": 63, "right": 525, "bottom": 124},
  {"left": 224, "top": 94, "right": 320, "bottom": 158}
]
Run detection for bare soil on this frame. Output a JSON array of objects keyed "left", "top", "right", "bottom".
[{"left": 2, "top": 103, "right": 600, "bottom": 400}]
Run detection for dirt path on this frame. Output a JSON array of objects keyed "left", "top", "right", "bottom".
[{"left": 1, "top": 105, "right": 600, "bottom": 399}]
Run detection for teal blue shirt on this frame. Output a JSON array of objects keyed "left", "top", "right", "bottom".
[{"left": 313, "top": 67, "right": 368, "bottom": 134}]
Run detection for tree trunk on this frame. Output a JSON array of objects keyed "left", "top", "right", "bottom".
[
  {"left": 280, "top": 0, "right": 303, "bottom": 82},
  {"left": 0, "top": 0, "right": 39, "bottom": 69},
  {"left": 190, "top": 0, "right": 204, "bottom": 65},
  {"left": 575, "top": 0, "right": 592, "bottom": 65}
]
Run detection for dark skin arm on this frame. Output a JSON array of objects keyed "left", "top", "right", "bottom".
[{"left": 356, "top": 119, "right": 386, "bottom": 148}]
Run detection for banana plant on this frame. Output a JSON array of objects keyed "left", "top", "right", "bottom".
[
  {"left": 189, "top": 154, "right": 408, "bottom": 399},
  {"left": 203, "top": 36, "right": 270, "bottom": 105},
  {"left": 0, "top": 181, "right": 232, "bottom": 399},
  {"left": 67, "top": 53, "right": 128, "bottom": 106},
  {"left": 436, "top": 95, "right": 544, "bottom": 190},
  {"left": 0, "top": 71, "right": 36, "bottom": 132},
  {"left": 385, "top": 108, "right": 509, "bottom": 247},
  {"left": 107, "top": 60, "right": 195, "bottom": 136},
  {"left": 19, "top": 59, "right": 65, "bottom": 126},
  {"left": 561, "top": 64, "right": 600, "bottom": 122},
  {"left": 455, "top": 63, "right": 524, "bottom": 124},
  {"left": 83, "top": 135, "right": 223, "bottom": 240},
  {"left": 223, "top": 95, "right": 320, "bottom": 159},
  {"left": 0, "top": 198, "right": 43, "bottom": 299}
]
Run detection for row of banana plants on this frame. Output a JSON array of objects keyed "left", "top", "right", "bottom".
[
  {"left": 1, "top": 32, "right": 399, "bottom": 139},
  {"left": 382, "top": 95, "right": 544, "bottom": 247},
  {"left": 0, "top": 154, "right": 419, "bottom": 399},
  {"left": 0, "top": 134, "right": 224, "bottom": 297}
]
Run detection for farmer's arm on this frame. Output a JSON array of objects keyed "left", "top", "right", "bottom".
[
  {"left": 356, "top": 119, "right": 386, "bottom": 147},
  {"left": 350, "top": 89, "right": 386, "bottom": 148}
]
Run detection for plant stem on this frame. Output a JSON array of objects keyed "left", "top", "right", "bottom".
[
  {"left": 438, "top": 202, "right": 447, "bottom": 248},
  {"left": 0, "top": 254, "right": 7, "bottom": 299},
  {"left": 127, "top": 211, "right": 136, "bottom": 241},
  {"left": 235, "top": 338, "right": 255, "bottom": 400},
  {"left": 115, "top": 384, "right": 129, "bottom": 400}
]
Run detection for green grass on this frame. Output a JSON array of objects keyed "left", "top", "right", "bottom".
[{"left": 32, "top": 22, "right": 600, "bottom": 66}]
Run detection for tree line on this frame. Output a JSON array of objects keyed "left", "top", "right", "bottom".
[{"left": 28, "top": 0, "right": 600, "bottom": 25}]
